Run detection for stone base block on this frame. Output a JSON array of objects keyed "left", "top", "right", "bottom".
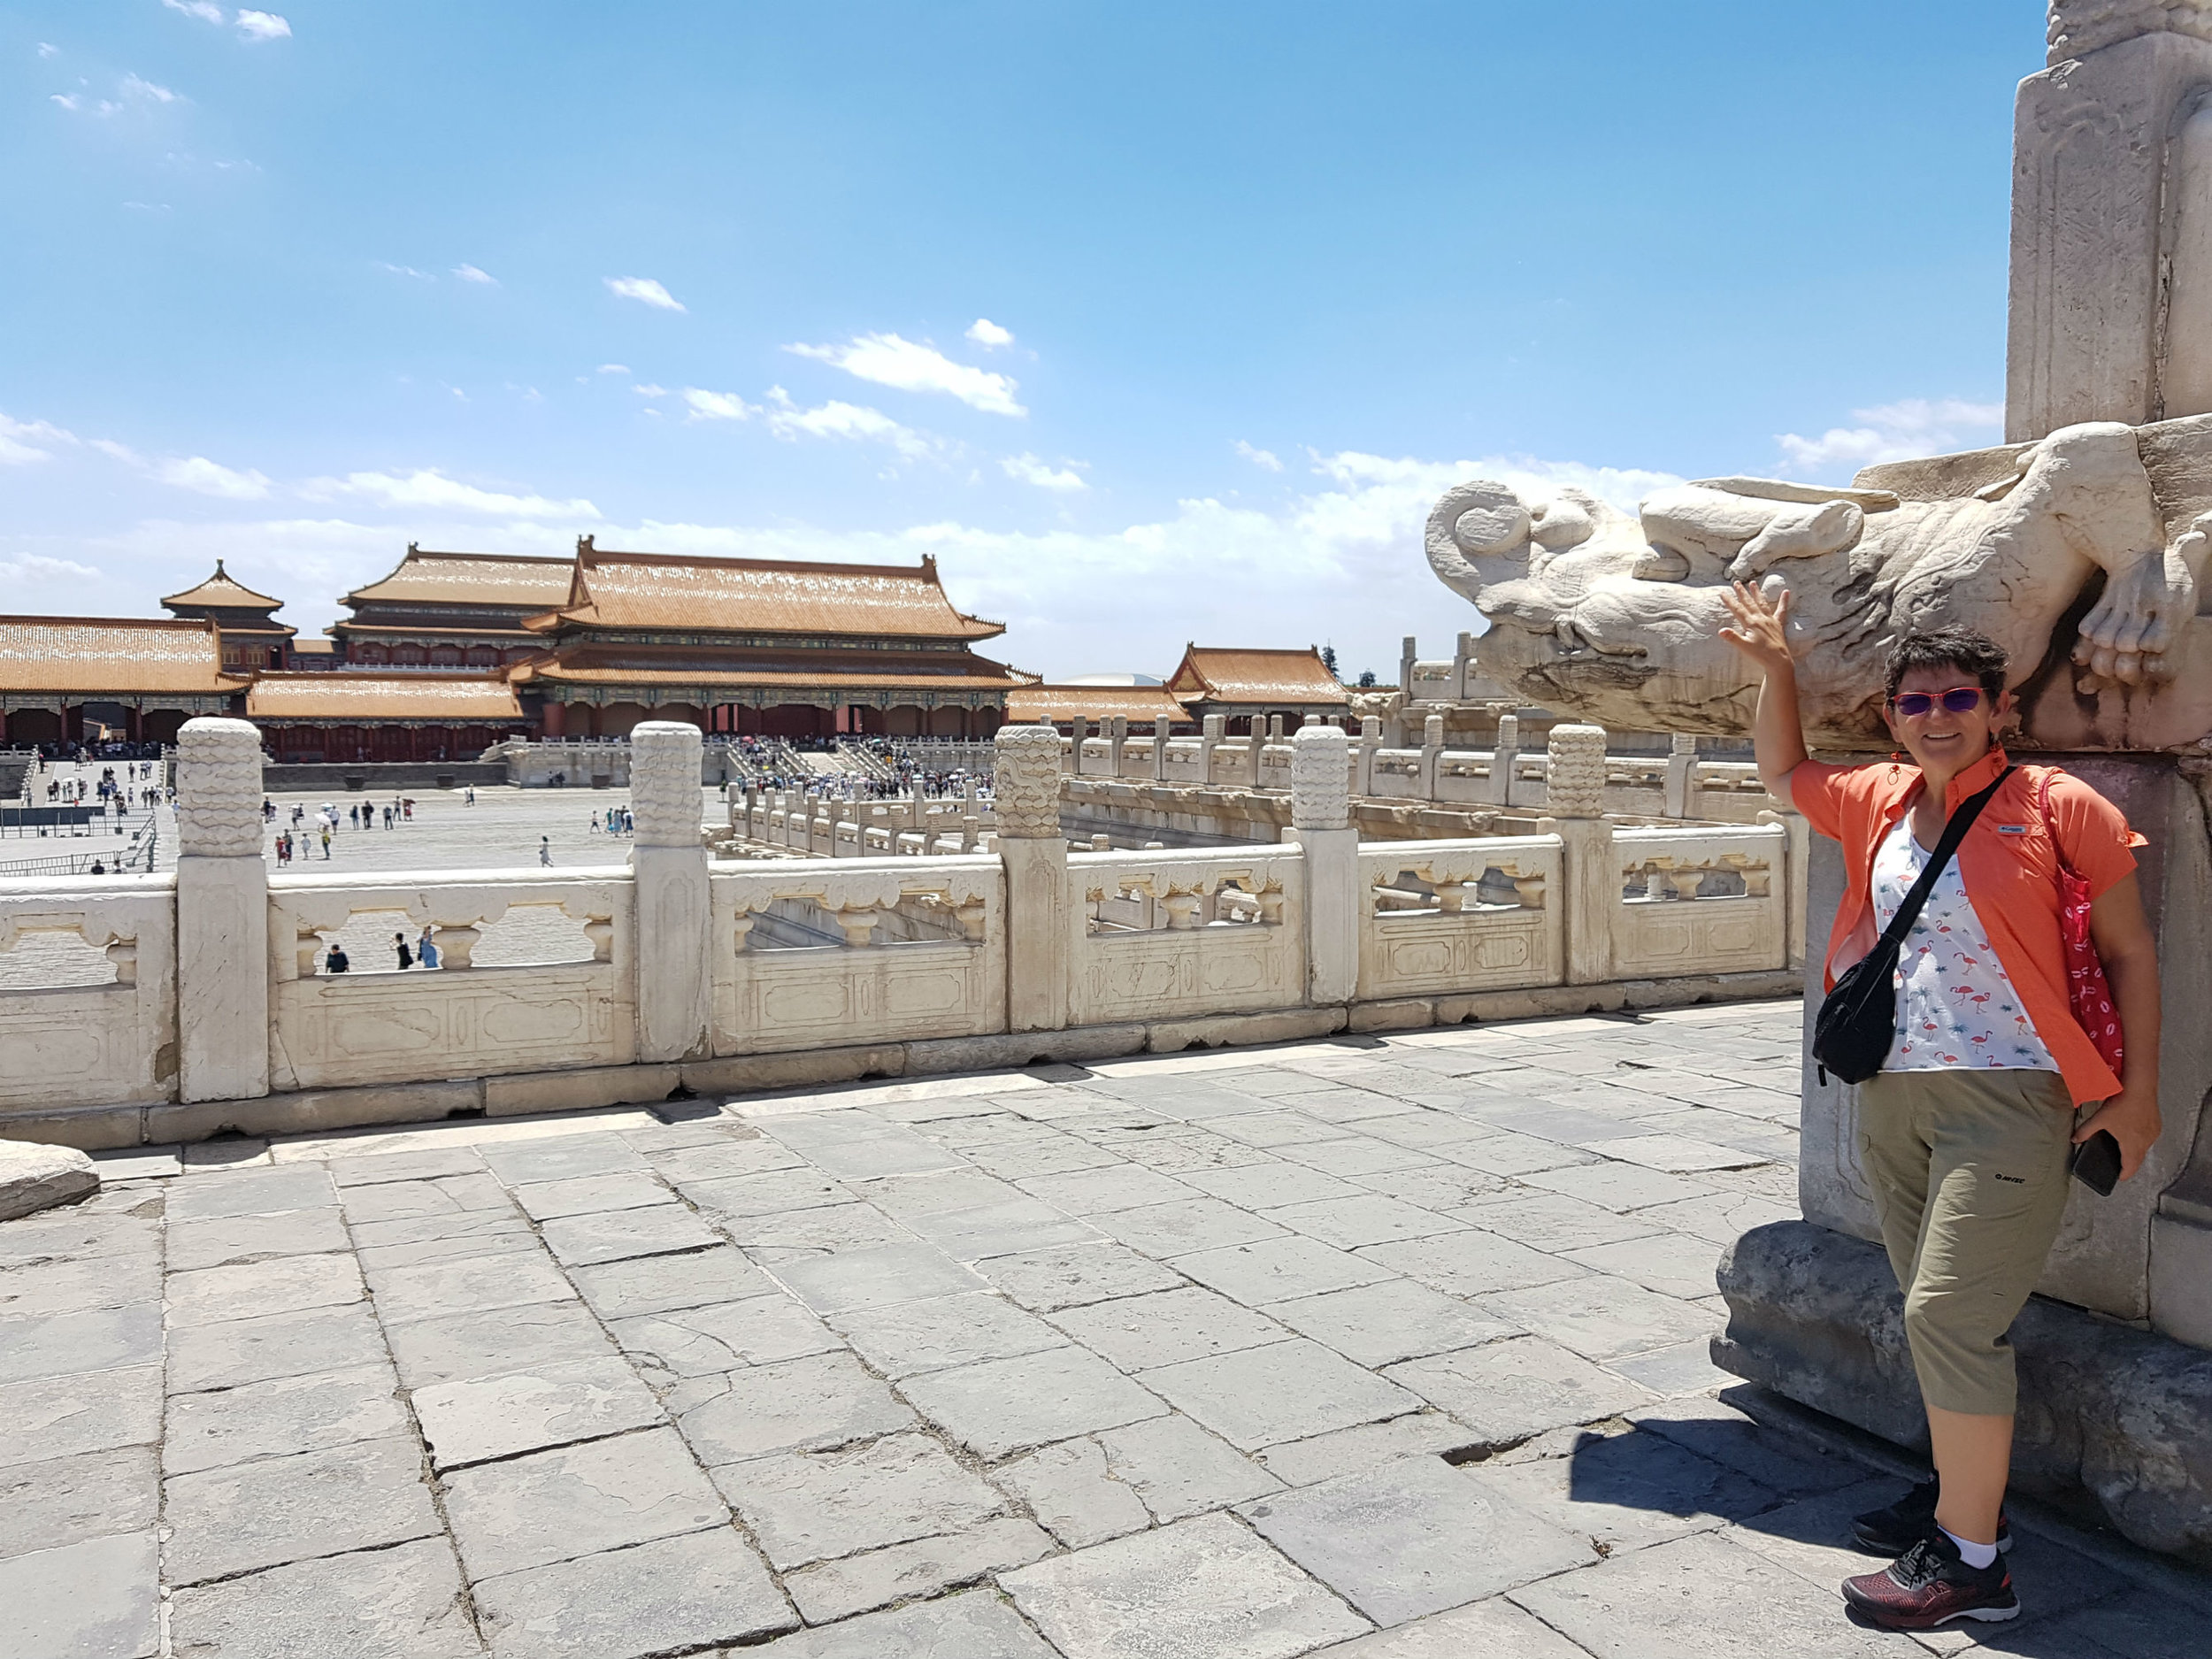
[
  {"left": 0, "top": 1140, "right": 100, "bottom": 1220},
  {"left": 1715, "top": 1219, "right": 2212, "bottom": 1567},
  {"left": 484, "top": 1065, "right": 681, "bottom": 1118},
  {"left": 1146, "top": 1007, "right": 1348, "bottom": 1052},
  {"left": 905, "top": 1027, "right": 1148, "bottom": 1075},
  {"left": 1435, "top": 968, "right": 1801, "bottom": 1026},
  {"left": 1346, "top": 998, "right": 1437, "bottom": 1033},
  {"left": 680, "top": 1047, "right": 906, "bottom": 1097},
  {"left": 0, "top": 1104, "right": 152, "bottom": 1153},
  {"left": 148, "top": 1081, "right": 486, "bottom": 1144}
]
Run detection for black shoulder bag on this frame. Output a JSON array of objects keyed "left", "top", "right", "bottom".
[{"left": 1813, "top": 768, "right": 2015, "bottom": 1086}]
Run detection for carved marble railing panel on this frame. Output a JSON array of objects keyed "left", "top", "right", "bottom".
[
  {"left": 708, "top": 855, "right": 1005, "bottom": 1055},
  {"left": 1609, "top": 823, "right": 1788, "bottom": 979},
  {"left": 265, "top": 869, "right": 634, "bottom": 1090},
  {"left": 0, "top": 876, "right": 177, "bottom": 1115},
  {"left": 1356, "top": 835, "right": 1563, "bottom": 1000},
  {"left": 1066, "top": 845, "right": 1304, "bottom": 1026}
]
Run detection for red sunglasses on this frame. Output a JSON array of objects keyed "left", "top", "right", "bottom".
[{"left": 1889, "top": 687, "right": 1987, "bottom": 717}]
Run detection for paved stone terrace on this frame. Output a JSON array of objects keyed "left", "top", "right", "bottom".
[{"left": 4, "top": 1001, "right": 2202, "bottom": 1657}]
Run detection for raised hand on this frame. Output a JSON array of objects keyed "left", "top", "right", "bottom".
[{"left": 1718, "top": 581, "right": 1795, "bottom": 679}]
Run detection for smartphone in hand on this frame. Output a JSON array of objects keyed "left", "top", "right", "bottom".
[{"left": 2070, "top": 1130, "right": 2123, "bottom": 1197}]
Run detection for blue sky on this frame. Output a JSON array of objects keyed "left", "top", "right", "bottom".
[{"left": 4, "top": 1, "right": 2039, "bottom": 682}]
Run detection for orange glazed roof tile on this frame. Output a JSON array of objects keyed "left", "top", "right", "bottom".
[
  {"left": 511, "top": 662, "right": 1021, "bottom": 691},
  {"left": 344, "top": 547, "right": 579, "bottom": 609},
  {"left": 289, "top": 638, "right": 338, "bottom": 655},
  {"left": 244, "top": 672, "right": 523, "bottom": 722},
  {"left": 1007, "top": 684, "right": 1192, "bottom": 726},
  {"left": 1167, "top": 645, "right": 1350, "bottom": 706},
  {"left": 537, "top": 544, "right": 1004, "bottom": 641},
  {"left": 0, "top": 616, "right": 244, "bottom": 695},
  {"left": 160, "top": 560, "right": 284, "bottom": 612}
]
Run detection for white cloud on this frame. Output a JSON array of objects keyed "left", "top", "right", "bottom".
[
  {"left": 308, "top": 469, "right": 600, "bottom": 520},
  {"left": 0, "top": 413, "right": 79, "bottom": 465},
  {"left": 38, "top": 42, "right": 60, "bottom": 58},
  {"left": 762, "top": 389, "right": 935, "bottom": 459},
  {"left": 605, "top": 276, "right": 685, "bottom": 312},
  {"left": 155, "top": 456, "right": 272, "bottom": 499},
  {"left": 1774, "top": 397, "right": 2004, "bottom": 478},
  {"left": 163, "top": 0, "right": 226, "bottom": 22},
  {"left": 632, "top": 384, "right": 668, "bottom": 398},
  {"left": 50, "top": 93, "right": 81, "bottom": 111},
  {"left": 681, "top": 388, "right": 752, "bottom": 421},
  {"left": 1002, "top": 453, "right": 1088, "bottom": 492},
  {"left": 235, "top": 10, "right": 290, "bottom": 39},
  {"left": 121, "top": 73, "right": 178, "bottom": 104},
  {"left": 787, "top": 333, "right": 1025, "bottom": 417},
  {"left": 1, "top": 553, "right": 101, "bottom": 583},
  {"left": 596, "top": 363, "right": 630, "bottom": 375},
  {"left": 451, "top": 264, "right": 496, "bottom": 285},
  {"left": 966, "top": 318, "right": 1014, "bottom": 349},
  {"left": 378, "top": 262, "right": 433, "bottom": 280},
  {"left": 1234, "top": 440, "right": 1283, "bottom": 472}
]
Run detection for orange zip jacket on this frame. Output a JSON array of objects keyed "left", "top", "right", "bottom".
[{"left": 1789, "top": 746, "right": 2145, "bottom": 1106}]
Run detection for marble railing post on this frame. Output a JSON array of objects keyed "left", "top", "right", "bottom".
[
  {"left": 1453, "top": 631, "right": 1476, "bottom": 702},
  {"left": 1068, "top": 717, "right": 1087, "bottom": 777},
  {"left": 1151, "top": 718, "right": 1170, "bottom": 781},
  {"left": 1540, "top": 723, "right": 1614, "bottom": 985},
  {"left": 1417, "top": 714, "right": 1445, "bottom": 799},
  {"left": 1199, "top": 715, "right": 1225, "bottom": 785},
  {"left": 1108, "top": 717, "right": 1127, "bottom": 778},
  {"left": 1487, "top": 714, "right": 1520, "bottom": 806},
  {"left": 176, "top": 718, "right": 269, "bottom": 1102},
  {"left": 630, "top": 722, "right": 711, "bottom": 1063},
  {"left": 1356, "top": 716, "right": 1380, "bottom": 796},
  {"left": 1288, "top": 725, "right": 1356, "bottom": 1004},
  {"left": 1663, "top": 733, "right": 1698, "bottom": 818},
  {"left": 995, "top": 726, "right": 1068, "bottom": 1033}
]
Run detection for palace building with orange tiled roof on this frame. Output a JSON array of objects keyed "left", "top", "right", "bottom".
[
  {"left": 245, "top": 672, "right": 529, "bottom": 764},
  {"left": 1005, "top": 682, "right": 1192, "bottom": 731},
  {"left": 510, "top": 537, "right": 1029, "bottom": 741},
  {"left": 160, "top": 561, "right": 300, "bottom": 674},
  {"left": 1164, "top": 644, "right": 1350, "bottom": 733},
  {"left": 332, "top": 544, "right": 578, "bottom": 669},
  {"left": 0, "top": 615, "right": 250, "bottom": 747}
]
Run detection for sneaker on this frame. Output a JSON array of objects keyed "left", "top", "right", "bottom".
[
  {"left": 1850, "top": 1480, "right": 2013, "bottom": 1557},
  {"left": 1841, "top": 1532, "right": 2020, "bottom": 1630}
]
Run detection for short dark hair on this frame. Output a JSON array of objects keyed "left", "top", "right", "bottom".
[{"left": 1884, "top": 625, "right": 2008, "bottom": 705}]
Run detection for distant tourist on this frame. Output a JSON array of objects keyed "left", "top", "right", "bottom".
[
  {"left": 539, "top": 835, "right": 552, "bottom": 866},
  {"left": 324, "top": 943, "right": 349, "bottom": 973},
  {"left": 417, "top": 926, "right": 439, "bottom": 970},
  {"left": 394, "top": 932, "right": 413, "bottom": 971}
]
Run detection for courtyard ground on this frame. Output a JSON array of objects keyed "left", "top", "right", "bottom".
[{"left": 4, "top": 1000, "right": 2204, "bottom": 1657}]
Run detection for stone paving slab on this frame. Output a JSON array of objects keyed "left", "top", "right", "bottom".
[{"left": 11, "top": 998, "right": 2209, "bottom": 1657}]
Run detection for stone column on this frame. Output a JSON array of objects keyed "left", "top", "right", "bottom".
[
  {"left": 995, "top": 726, "right": 1068, "bottom": 1033},
  {"left": 2008, "top": 7, "right": 2212, "bottom": 437},
  {"left": 176, "top": 718, "right": 270, "bottom": 1103},
  {"left": 1487, "top": 713, "right": 1521, "bottom": 806},
  {"left": 630, "top": 721, "right": 712, "bottom": 1063},
  {"left": 1540, "top": 723, "right": 1613, "bottom": 986},
  {"left": 1399, "top": 635, "right": 1417, "bottom": 698},
  {"left": 1662, "top": 733, "right": 1699, "bottom": 818},
  {"left": 1288, "top": 725, "right": 1356, "bottom": 1005}
]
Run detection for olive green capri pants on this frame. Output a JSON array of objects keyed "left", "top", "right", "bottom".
[{"left": 1855, "top": 1068, "right": 2078, "bottom": 1417}]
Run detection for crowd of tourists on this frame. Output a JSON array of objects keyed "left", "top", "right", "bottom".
[{"left": 265, "top": 795, "right": 420, "bottom": 865}]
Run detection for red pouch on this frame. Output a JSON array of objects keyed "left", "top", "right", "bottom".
[{"left": 2038, "top": 769, "right": 2124, "bottom": 1074}]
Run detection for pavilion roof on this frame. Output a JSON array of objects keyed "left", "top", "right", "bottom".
[
  {"left": 0, "top": 616, "right": 246, "bottom": 695},
  {"left": 1166, "top": 645, "right": 1350, "bottom": 707},
  {"left": 531, "top": 542, "right": 1005, "bottom": 641},
  {"left": 343, "top": 546, "right": 579, "bottom": 610},
  {"left": 160, "top": 560, "right": 284, "bottom": 612},
  {"left": 1006, "top": 684, "right": 1192, "bottom": 726},
  {"left": 244, "top": 672, "right": 523, "bottom": 722},
  {"left": 289, "top": 638, "right": 338, "bottom": 656}
]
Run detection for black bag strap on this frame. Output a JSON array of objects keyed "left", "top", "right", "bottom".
[{"left": 1872, "top": 766, "right": 2016, "bottom": 954}]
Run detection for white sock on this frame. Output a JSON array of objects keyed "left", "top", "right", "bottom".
[{"left": 1940, "top": 1525, "right": 1999, "bottom": 1570}]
